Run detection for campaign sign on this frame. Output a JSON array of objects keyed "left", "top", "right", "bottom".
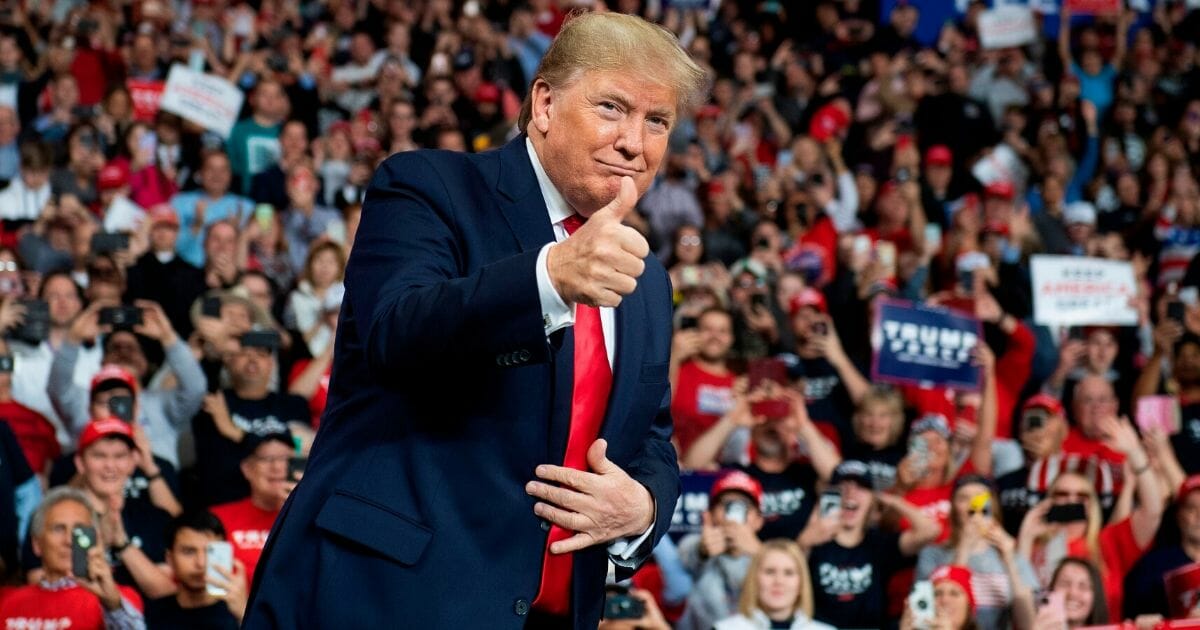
[
  {"left": 1031, "top": 255, "right": 1138, "bottom": 326},
  {"left": 1065, "top": 0, "right": 1122, "bottom": 14},
  {"left": 872, "top": 299, "right": 981, "bottom": 391},
  {"left": 159, "top": 64, "right": 244, "bottom": 138},
  {"left": 979, "top": 5, "right": 1037, "bottom": 50},
  {"left": 669, "top": 470, "right": 720, "bottom": 540},
  {"left": 1166, "top": 562, "right": 1200, "bottom": 619},
  {"left": 126, "top": 79, "right": 165, "bottom": 123}
]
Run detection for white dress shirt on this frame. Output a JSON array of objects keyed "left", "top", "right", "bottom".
[{"left": 525, "top": 138, "right": 653, "bottom": 564}]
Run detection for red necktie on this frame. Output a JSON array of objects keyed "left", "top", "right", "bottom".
[{"left": 532, "top": 213, "right": 613, "bottom": 615}]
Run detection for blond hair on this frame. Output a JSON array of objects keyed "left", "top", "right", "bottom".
[
  {"left": 737, "top": 539, "right": 816, "bottom": 620},
  {"left": 517, "top": 11, "right": 706, "bottom": 131},
  {"left": 1047, "top": 472, "right": 1104, "bottom": 569},
  {"left": 854, "top": 385, "right": 906, "bottom": 446}
]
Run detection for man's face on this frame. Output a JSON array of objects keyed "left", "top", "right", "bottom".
[
  {"left": 280, "top": 122, "right": 308, "bottom": 159},
  {"left": 205, "top": 222, "right": 237, "bottom": 260},
  {"left": 32, "top": 500, "right": 94, "bottom": 577},
  {"left": 696, "top": 311, "right": 733, "bottom": 362},
  {"left": 241, "top": 440, "right": 290, "bottom": 502},
  {"left": 253, "top": 81, "right": 289, "bottom": 121},
  {"left": 21, "top": 167, "right": 49, "bottom": 190},
  {"left": 76, "top": 437, "right": 137, "bottom": 498},
  {"left": 167, "top": 527, "right": 221, "bottom": 592},
  {"left": 1020, "top": 410, "right": 1066, "bottom": 458},
  {"left": 530, "top": 70, "right": 675, "bottom": 216},
  {"left": 1072, "top": 377, "right": 1117, "bottom": 439},
  {"left": 1084, "top": 330, "right": 1117, "bottom": 372},
  {"left": 43, "top": 276, "right": 82, "bottom": 327},
  {"left": 230, "top": 346, "right": 273, "bottom": 389},
  {"left": 201, "top": 155, "right": 232, "bottom": 197},
  {"left": 241, "top": 276, "right": 274, "bottom": 315},
  {"left": 150, "top": 222, "right": 179, "bottom": 253},
  {"left": 105, "top": 331, "right": 148, "bottom": 379},
  {"left": 1176, "top": 342, "right": 1200, "bottom": 386},
  {"left": 710, "top": 491, "right": 763, "bottom": 531},
  {"left": 927, "top": 163, "right": 951, "bottom": 190}
]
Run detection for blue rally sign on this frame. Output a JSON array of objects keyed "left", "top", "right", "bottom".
[
  {"left": 669, "top": 470, "right": 721, "bottom": 541},
  {"left": 871, "top": 298, "right": 982, "bottom": 391}
]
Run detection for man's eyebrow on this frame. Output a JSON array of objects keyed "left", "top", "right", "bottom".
[{"left": 599, "top": 90, "right": 674, "bottom": 122}]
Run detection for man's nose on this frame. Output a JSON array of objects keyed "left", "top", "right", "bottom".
[{"left": 613, "top": 118, "right": 644, "bottom": 159}]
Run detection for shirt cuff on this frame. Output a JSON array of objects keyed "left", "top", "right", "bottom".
[
  {"left": 103, "top": 596, "right": 146, "bottom": 630},
  {"left": 535, "top": 242, "right": 575, "bottom": 334},
  {"left": 608, "top": 522, "right": 655, "bottom": 568}
]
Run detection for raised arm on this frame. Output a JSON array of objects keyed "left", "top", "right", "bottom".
[{"left": 1059, "top": 6, "right": 1074, "bottom": 68}]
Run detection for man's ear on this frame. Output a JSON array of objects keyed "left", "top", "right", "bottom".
[{"left": 530, "top": 79, "right": 554, "bottom": 135}]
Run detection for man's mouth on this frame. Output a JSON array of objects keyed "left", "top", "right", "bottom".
[{"left": 598, "top": 161, "right": 642, "bottom": 177}]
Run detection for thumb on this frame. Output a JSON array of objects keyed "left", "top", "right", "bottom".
[
  {"left": 589, "top": 176, "right": 638, "bottom": 225},
  {"left": 587, "top": 438, "right": 618, "bottom": 474}
]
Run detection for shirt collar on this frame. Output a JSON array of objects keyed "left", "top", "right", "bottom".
[{"left": 525, "top": 137, "right": 573, "bottom": 226}]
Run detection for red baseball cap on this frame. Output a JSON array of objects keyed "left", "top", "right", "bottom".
[
  {"left": 1179, "top": 475, "right": 1200, "bottom": 503},
  {"left": 710, "top": 470, "right": 763, "bottom": 507},
  {"left": 473, "top": 82, "right": 500, "bottom": 105},
  {"left": 984, "top": 181, "right": 1015, "bottom": 200},
  {"left": 147, "top": 204, "right": 180, "bottom": 228},
  {"left": 79, "top": 417, "right": 136, "bottom": 452},
  {"left": 931, "top": 565, "right": 975, "bottom": 613},
  {"left": 97, "top": 163, "right": 129, "bottom": 191},
  {"left": 788, "top": 287, "right": 828, "bottom": 317},
  {"left": 925, "top": 145, "right": 953, "bottom": 168},
  {"left": 90, "top": 364, "right": 138, "bottom": 396},
  {"left": 1022, "top": 393, "right": 1064, "bottom": 417}
]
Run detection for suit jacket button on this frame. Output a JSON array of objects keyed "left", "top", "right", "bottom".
[
  {"left": 514, "top": 599, "right": 530, "bottom": 616},
  {"left": 540, "top": 519, "right": 551, "bottom": 531},
  {"left": 496, "top": 355, "right": 505, "bottom": 366},
  {"left": 518, "top": 349, "right": 531, "bottom": 362}
]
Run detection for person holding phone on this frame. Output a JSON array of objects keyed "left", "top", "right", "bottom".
[
  {"left": 900, "top": 565, "right": 979, "bottom": 630},
  {"left": 1, "top": 487, "right": 145, "bottom": 629},
  {"left": 915, "top": 476, "right": 1037, "bottom": 630},
  {"left": 1018, "top": 462, "right": 1162, "bottom": 621},
  {"left": 676, "top": 471, "right": 766, "bottom": 630},
  {"left": 1031, "top": 558, "right": 1109, "bottom": 629},
  {"left": 669, "top": 307, "right": 736, "bottom": 456},
  {"left": 714, "top": 539, "right": 834, "bottom": 630},
  {"left": 1123, "top": 475, "right": 1200, "bottom": 619},
  {"left": 800, "top": 460, "right": 940, "bottom": 629},
  {"left": 145, "top": 511, "right": 247, "bottom": 628},
  {"left": 784, "top": 287, "right": 869, "bottom": 428}
]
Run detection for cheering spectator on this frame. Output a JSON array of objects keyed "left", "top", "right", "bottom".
[
  {"left": 283, "top": 241, "right": 345, "bottom": 357},
  {"left": 0, "top": 141, "right": 52, "bottom": 222},
  {"left": 669, "top": 307, "right": 736, "bottom": 456},
  {"left": 715, "top": 539, "right": 834, "bottom": 630},
  {"left": 677, "top": 471, "right": 766, "bottom": 630},
  {"left": 170, "top": 152, "right": 252, "bottom": 268},
  {"left": 211, "top": 431, "right": 294, "bottom": 587},
  {"left": 839, "top": 386, "right": 908, "bottom": 491},
  {"left": 226, "top": 80, "right": 288, "bottom": 195},
  {"left": 250, "top": 119, "right": 309, "bottom": 212},
  {"left": 785, "top": 287, "right": 869, "bottom": 428},
  {"left": 1031, "top": 557, "right": 1109, "bottom": 629},
  {"left": 0, "top": 337, "right": 60, "bottom": 479},
  {"left": 281, "top": 164, "right": 342, "bottom": 275},
  {"left": 800, "top": 460, "right": 940, "bottom": 629},
  {"left": 900, "top": 564, "right": 979, "bottom": 630},
  {"left": 124, "top": 205, "right": 207, "bottom": 339},
  {"left": 0, "top": 487, "right": 145, "bottom": 630},
  {"left": 1124, "top": 475, "right": 1200, "bottom": 619},
  {"left": 145, "top": 511, "right": 246, "bottom": 629}
]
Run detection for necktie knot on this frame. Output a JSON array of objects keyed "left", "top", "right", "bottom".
[{"left": 562, "top": 213, "right": 585, "bottom": 236}]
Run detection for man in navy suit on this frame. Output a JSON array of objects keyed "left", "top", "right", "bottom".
[{"left": 242, "top": 12, "right": 706, "bottom": 630}]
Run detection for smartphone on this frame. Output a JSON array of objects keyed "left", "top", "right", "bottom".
[
  {"left": 72, "top": 525, "right": 98, "bottom": 578},
  {"left": 288, "top": 456, "right": 307, "bottom": 483},
  {"left": 137, "top": 131, "right": 158, "bottom": 163},
  {"left": 959, "top": 269, "right": 975, "bottom": 296},
  {"left": 909, "top": 580, "right": 936, "bottom": 630},
  {"left": 12, "top": 299, "right": 49, "bottom": 344},
  {"left": 748, "top": 358, "right": 788, "bottom": 390},
  {"left": 723, "top": 498, "right": 749, "bottom": 524},
  {"left": 0, "top": 354, "right": 13, "bottom": 373},
  {"left": 108, "top": 395, "right": 134, "bottom": 422},
  {"left": 924, "top": 224, "right": 943, "bottom": 254},
  {"left": 819, "top": 490, "right": 842, "bottom": 518},
  {"left": 91, "top": 232, "right": 130, "bottom": 255},
  {"left": 254, "top": 203, "right": 274, "bottom": 231},
  {"left": 603, "top": 589, "right": 646, "bottom": 620},
  {"left": 205, "top": 540, "right": 233, "bottom": 597},
  {"left": 1169, "top": 300, "right": 1186, "bottom": 324},
  {"left": 1045, "top": 503, "right": 1088, "bottom": 524},
  {"left": 750, "top": 293, "right": 768, "bottom": 309},
  {"left": 99, "top": 306, "right": 143, "bottom": 328},
  {"left": 876, "top": 240, "right": 897, "bottom": 279},
  {"left": 202, "top": 296, "right": 222, "bottom": 318},
  {"left": 812, "top": 321, "right": 828, "bottom": 336},
  {"left": 750, "top": 399, "right": 791, "bottom": 419},
  {"left": 241, "top": 330, "right": 281, "bottom": 350},
  {"left": 1041, "top": 591, "right": 1066, "bottom": 620},
  {"left": 909, "top": 435, "right": 930, "bottom": 477},
  {"left": 679, "top": 315, "right": 699, "bottom": 330}
]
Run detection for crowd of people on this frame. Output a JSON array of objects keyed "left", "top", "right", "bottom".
[{"left": 0, "top": 0, "right": 1195, "bottom": 628}]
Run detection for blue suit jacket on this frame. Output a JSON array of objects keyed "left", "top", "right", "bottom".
[{"left": 242, "top": 136, "right": 679, "bottom": 629}]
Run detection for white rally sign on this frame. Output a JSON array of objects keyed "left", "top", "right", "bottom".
[
  {"left": 159, "top": 64, "right": 244, "bottom": 139},
  {"left": 979, "top": 5, "right": 1037, "bottom": 50},
  {"left": 1032, "top": 255, "right": 1138, "bottom": 326}
]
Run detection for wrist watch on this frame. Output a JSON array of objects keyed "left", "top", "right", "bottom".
[{"left": 110, "top": 538, "right": 131, "bottom": 554}]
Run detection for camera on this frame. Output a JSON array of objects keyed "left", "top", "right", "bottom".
[
  {"left": 0, "top": 354, "right": 13, "bottom": 373},
  {"left": 895, "top": 167, "right": 912, "bottom": 184},
  {"left": 108, "top": 395, "right": 134, "bottom": 422},
  {"left": 99, "top": 306, "right": 143, "bottom": 328},
  {"left": 11, "top": 299, "right": 49, "bottom": 344},
  {"left": 723, "top": 498, "right": 749, "bottom": 524},
  {"left": 603, "top": 588, "right": 646, "bottom": 620}
]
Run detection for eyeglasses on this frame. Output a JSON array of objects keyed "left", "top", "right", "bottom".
[
  {"left": 678, "top": 235, "right": 702, "bottom": 247},
  {"left": 1051, "top": 490, "right": 1090, "bottom": 502}
]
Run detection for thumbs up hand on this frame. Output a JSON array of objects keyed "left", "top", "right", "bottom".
[{"left": 546, "top": 176, "right": 650, "bottom": 308}]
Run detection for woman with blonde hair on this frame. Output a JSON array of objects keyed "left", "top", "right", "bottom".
[
  {"left": 1016, "top": 417, "right": 1163, "bottom": 622},
  {"left": 715, "top": 539, "right": 835, "bottom": 630}
]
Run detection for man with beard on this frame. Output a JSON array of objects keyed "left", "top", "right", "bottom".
[
  {"left": 670, "top": 307, "right": 736, "bottom": 456},
  {"left": 145, "top": 511, "right": 247, "bottom": 628}
]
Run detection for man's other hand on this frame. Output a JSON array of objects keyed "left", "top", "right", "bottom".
[
  {"left": 526, "top": 438, "right": 655, "bottom": 553},
  {"left": 546, "top": 176, "right": 650, "bottom": 308}
]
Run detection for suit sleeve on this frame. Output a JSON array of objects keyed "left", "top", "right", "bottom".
[{"left": 346, "top": 152, "right": 548, "bottom": 374}]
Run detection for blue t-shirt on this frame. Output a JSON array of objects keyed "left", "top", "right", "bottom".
[{"left": 1072, "top": 61, "right": 1116, "bottom": 116}]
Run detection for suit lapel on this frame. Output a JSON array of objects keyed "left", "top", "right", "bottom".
[{"left": 495, "top": 135, "right": 555, "bottom": 252}]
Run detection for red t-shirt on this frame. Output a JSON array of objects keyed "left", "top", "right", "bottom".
[
  {"left": 670, "top": 361, "right": 734, "bottom": 456},
  {"left": 1067, "top": 516, "right": 1146, "bottom": 622},
  {"left": 0, "top": 582, "right": 143, "bottom": 630},
  {"left": 1061, "top": 429, "right": 1127, "bottom": 498},
  {"left": 0, "top": 400, "right": 60, "bottom": 474},
  {"left": 287, "top": 360, "right": 331, "bottom": 429},
  {"left": 212, "top": 498, "right": 280, "bottom": 586}
]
